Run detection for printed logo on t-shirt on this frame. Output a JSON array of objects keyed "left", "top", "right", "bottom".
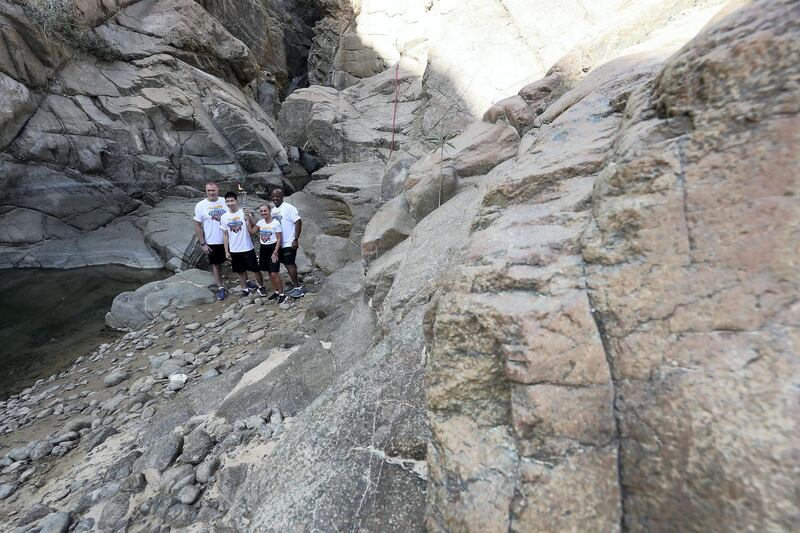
[
  {"left": 227, "top": 216, "right": 244, "bottom": 233},
  {"left": 208, "top": 205, "right": 226, "bottom": 222},
  {"left": 259, "top": 227, "right": 274, "bottom": 244},
  {"left": 273, "top": 213, "right": 283, "bottom": 222}
]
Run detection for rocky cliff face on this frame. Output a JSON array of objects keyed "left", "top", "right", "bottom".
[
  {"left": 0, "top": 0, "right": 306, "bottom": 269},
  {"left": 0, "top": 0, "right": 797, "bottom": 531}
]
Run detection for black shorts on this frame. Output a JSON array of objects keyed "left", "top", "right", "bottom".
[
  {"left": 230, "top": 249, "right": 259, "bottom": 273},
  {"left": 208, "top": 244, "right": 226, "bottom": 265},
  {"left": 259, "top": 243, "right": 280, "bottom": 273},
  {"left": 278, "top": 246, "right": 297, "bottom": 266}
]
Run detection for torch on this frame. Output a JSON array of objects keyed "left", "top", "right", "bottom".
[{"left": 237, "top": 182, "right": 247, "bottom": 212}]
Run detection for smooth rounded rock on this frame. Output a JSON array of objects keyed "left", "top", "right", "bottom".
[{"left": 103, "top": 369, "right": 130, "bottom": 387}]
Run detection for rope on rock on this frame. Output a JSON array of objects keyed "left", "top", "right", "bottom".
[{"left": 388, "top": 63, "right": 400, "bottom": 162}]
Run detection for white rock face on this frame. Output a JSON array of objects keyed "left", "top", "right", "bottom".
[{"left": 309, "top": 0, "right": 728, "bottom": 134}]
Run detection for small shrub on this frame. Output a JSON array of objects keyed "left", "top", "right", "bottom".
[{"left": 23, "top": 0, "right": 121, "bottom": 61}]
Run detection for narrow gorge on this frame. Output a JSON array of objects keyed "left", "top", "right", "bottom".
[{"left": 0, "top": 0, "right": 797, "bottom": 531}]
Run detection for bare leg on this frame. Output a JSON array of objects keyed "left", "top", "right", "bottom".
[
  {"left": 269, "top": 273, "right": 283, "bottom": 294},
  {"left": 211, "top": 264, "right": 224, "bottom": 288},
  {"left": 286, "top": 264, "right": 300, "bottom": 287},
  {"left": 252, "top": 271, "right": 264, "bottom": 287},
  {"left": 237, "top": 272, "right": 247, "bottom": 289}
]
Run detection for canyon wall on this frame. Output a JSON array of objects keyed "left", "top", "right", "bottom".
[{"left": 0, "top": 0, "right": 797, "bottom": 531}]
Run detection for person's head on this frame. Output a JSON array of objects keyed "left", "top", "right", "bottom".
[
  {"left": 224, "top": 191, "right": 238, "bottom": 211},
  {"left": 259, "top": 204, "right": 272, "bottom": 221},
  {"left": 205, "top": 182, "right": 219, "bottom": 201},
  {"left": 270, "top": 188, "right": 285, "bottom": 207}
]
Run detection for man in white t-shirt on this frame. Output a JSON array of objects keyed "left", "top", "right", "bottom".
[
  {"left": 249, "top": 204, "right": 287, "bottom": 304},
  {"left": 220, "top": 191, "right": 266, "bottom": 297},
  {"left": 270, "top": 188, "right": 305, "bottom": 298},
  {"left": 193, "top": 182, "right": 229, "bottom": 300}
]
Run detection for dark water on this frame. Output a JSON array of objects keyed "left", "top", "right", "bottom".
[{"left": 0, "top": 266, "right": 168, "bottom": 398}]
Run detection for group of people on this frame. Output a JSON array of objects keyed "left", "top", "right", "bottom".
[{"left": 192, "top": 182, "right": 306, "bottom": 303}]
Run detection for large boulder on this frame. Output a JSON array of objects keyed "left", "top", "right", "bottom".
[
  {"left": 223, "top": 302, "right": 427, "bottom": 532},
  {"left": 0, "top": 217, "right": 164, "bottom": 269},
  {"left": 105, "top": 269, "right": 215, "bottom": 330},
  {"left": 277, "top": 60, "right": 424, "bottom": 164},
  {"left": 308, "top": 261, "right": 365, "bottom": 320},
  {"left": 361, "top": 194, "right": 416, "bottom": 266},
  {"left": 483, "top": 51, "right": 585, "bottom": 134},
  {"left": 218, "top": 287, "right": 375, "bottom": 422},
  {"left": 134, "top": 196, "right": 205, "bottom": 270},
  {"left": 305, "top": 234, "right": 361, "bottom": 274},
  {"left": 364, "top": 238, "right": 408, "bottom": 311},
  {"left": 287, "top": 162, "right": 383, "bottom": 271},
  {"left": 306, "top": 163, "right": 383, "bottom": 240},
  {"left": 95, "top": 0, "right": 259, "bottom": 83},
  {"left": 0, "top": 73, "right": 37, "bottom": 150}
]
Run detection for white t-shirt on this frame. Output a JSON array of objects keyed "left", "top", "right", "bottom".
[
  {"left": 193, "top": 198, "right": 229, "bottom": 245},
  {"left": 256, "top": 219, "right": 281, "bottom": 246},
  {"left": 271, "top": 202, "right": 301, "bottom": 248},
  {"left": 219, "top": 210, "right": 254, "bottom": 253}
]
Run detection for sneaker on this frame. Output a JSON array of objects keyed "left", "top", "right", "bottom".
[
  {"left": 288, "top": 287, "right": 305, "bottom": 298},
  {"left": 245, "top": 280, "right": 258, "bottom": 290},
  {"left": 277, "top": 294, "right": 288, "bottom": 304},
  {"left": 267, "top": 291, "right": 280, "bottom": 301},
  {"left": 257, "top": 286, "right": 269, "bottom": 297},
  {"left": 216, "top": 287, "right": 227, "bottom": 301},
  {"left": 240, "top": 288, "right": 251, "bottom": 298}
]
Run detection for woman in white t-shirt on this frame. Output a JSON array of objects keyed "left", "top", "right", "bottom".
[{"left": 250, "top": 204, "right": 286, "bottom": 304}]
